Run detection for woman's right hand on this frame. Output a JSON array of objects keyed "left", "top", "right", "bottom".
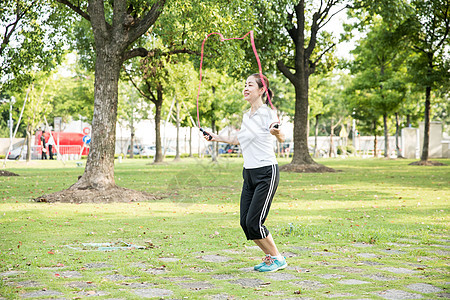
[{"left": 201, "top": 130, "right": 217, "bottom": 141}]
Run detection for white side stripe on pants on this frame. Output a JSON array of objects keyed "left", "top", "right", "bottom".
[{"left": 259, "top": 164, "right": 276, "bottom": 239}]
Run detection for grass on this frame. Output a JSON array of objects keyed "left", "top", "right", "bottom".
[{"left": 0, "top": 157, "right": 448, "bottom": 299}]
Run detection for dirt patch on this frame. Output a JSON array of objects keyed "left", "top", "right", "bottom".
[
  {"left": 33, "top": 186, "right": 162, "bottom": 203},
  {"left": 280, "top": 163, "right": 337, "bottom": 173},
  {"left": 0, "top": 170, "right": 19, "bottom": 176},
  {"left": 408, "top": 160, "right": 447, "bottom": 166}
]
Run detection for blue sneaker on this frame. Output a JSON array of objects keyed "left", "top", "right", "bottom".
[
  {"left": 258, "top": 257, "right": 287, "bottom": 272},
  {"left": 254, "top": 255, "right": 271, "bottom": 271}
]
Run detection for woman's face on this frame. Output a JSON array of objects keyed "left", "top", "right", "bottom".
[{"left": 243, "top": 76, "right": 263, "bottom": 103}]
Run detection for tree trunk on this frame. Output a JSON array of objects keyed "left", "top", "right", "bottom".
[
  {"left": 373, "top": 120, "right": 378, "bottom": 158},
  {"left": 383, "top": 113, "right": 389, "bottom": 158},
  {"left": 329, "top": 118, "right": 334, "bottom": 158},
  {"left": 314, "top": 114, "right": 319, "bottom": 158},
  {"left": 292, "top": 83, "right": 315, "bottom": 164},
  {"left": 154, "top": 85, "right": 164, "bottom": 163},
  {"left": 395, "top": 112, "right": 402, "bottom": 158},
  {"left": 26, "top": 125, "right": 32, "bottom": 162},
  {"left": 420, "top": 86, "right": 431, "bottom": 162},
  {"left": 276, "top": 0, "right": 335, "bottom": 173},
  {"left": 189, "top": 126, "right": 193, "bottom": 158},
  {"left": 130, "top": 112, "right": 135, "bottom": 159},
  {"left": 174, "top": 95, "right": 181, "bottom": 161},
  {"left": 71, "top": 50, "right": 121, "bottom": 190}
]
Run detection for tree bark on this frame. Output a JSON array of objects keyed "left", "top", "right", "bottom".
[
  {"left": 313, "top": 114, "right": 319, "bottom": 158},
  {"left": 373, "top": 120, "right": 378, "bottom": 158},
  {"left": 329, "top": 118, "right": 334, "bottom": 158},
  {"left": 383, "top": 113, "right": 389, "bottom": 158},
  {"left": 395, "top": 112, "right": 402, "bottom": 158},
  {"left": 420, "top": 86, "right": 431, "bottom": 162},
  {"left": 130, "top": 113, "right": 135, "bottom": 159},
  {"left": 154, "top": 84, "right": 163, "bottom": 163},
  {"left": 71, "top": 50, "right": 121, "bottom": 190},
  {"left": 174, "top": 95, "right": 181, "bottom": 161}
]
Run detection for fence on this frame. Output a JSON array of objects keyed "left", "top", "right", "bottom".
[{"left": 31, "top": 145, "right": 82, "bottom": 160}]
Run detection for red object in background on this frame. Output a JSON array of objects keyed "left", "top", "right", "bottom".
[{"left": 35, "top": 131, "right": 89, "bottom": 156}]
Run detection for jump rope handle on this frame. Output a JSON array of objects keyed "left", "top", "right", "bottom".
[{"left": 200, "top": 128, "right": 213, "bottom": 141}]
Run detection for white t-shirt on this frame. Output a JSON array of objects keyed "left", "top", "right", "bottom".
[{"left": 237, "top": 104, "right": 278, "bottom": 169}]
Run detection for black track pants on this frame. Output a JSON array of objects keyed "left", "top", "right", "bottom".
[{"left": 240, "top": 164, "right": 279, "bottom": 240}]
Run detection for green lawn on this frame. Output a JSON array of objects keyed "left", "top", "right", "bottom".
[{"left": 0, "top": 157, "right": 448, "bottom": 299}]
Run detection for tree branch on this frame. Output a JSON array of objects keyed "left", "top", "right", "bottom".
[
  {"left": 318, "top": 5, "right": 348, "bottom": 30},
  {"left": 277, "top": 60, "right": 296, "bottom": 84},
  {"left": 122, "top": 66, "right": 152, "bottom": 101},
  {"left": 1, "top": 0, "right": 38, "bottom": 56},
  {"left": 123, "top": 47, "right": 200, "bottom": 62},
  {"left": 127, "top": 0, "right": 166, "bottom": 46},
  {"left": 55, "top": 0, "right": 91, "bottom": 22},
  {"left": 312, "top": 42, "right": 335, "bottom": 67}
]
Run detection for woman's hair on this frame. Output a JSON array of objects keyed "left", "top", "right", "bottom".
[{"left": 250, "top": 73, "right": 273, "bottom": 105}]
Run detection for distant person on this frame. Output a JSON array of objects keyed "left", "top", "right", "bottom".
[
  {"left": 47, "top": 132, "right": 55, "bottom": 160},
  {"left": 202, "top": 73, "right": 286, "bottom": 272},
  {"left": 40, "top": 132, "right": 47, "bottom": 160}
]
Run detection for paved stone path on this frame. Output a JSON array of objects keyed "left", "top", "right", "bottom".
[{"left": 0, "top": 241, "right": 448, "bottom": 299}]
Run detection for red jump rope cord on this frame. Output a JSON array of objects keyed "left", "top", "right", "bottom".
[{"left": 196, "top": 30, "right": 276, "bottom": 129}]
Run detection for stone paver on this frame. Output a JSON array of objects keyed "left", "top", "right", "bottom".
[
  {"left": 177, "top": 281, "right": 215, "bottom": 290},
  {"left": 318, "top": 274, "right": 345, "bottom": 279},
  {"left": 326, "top": 292, "right": 356, "bottom": 298},
  {"left": 382, "top": 249, "right": 406, "bottom": 254},
  {"left": 352, "top": 243, "right": 374, "bottom": 248},
  {"left": 209, "top": 293, "right": 234, "bottom": 299},
  {"left": 5, "top": 280, "right": 41, "bottom": 287},
  {"left": 291, "top": 246, "right": 313, "bottom": 252},
  {"left": 359, "top": 260, "right": 384, "bottom": 266},
  {"left": 133, "top": 288, "right": 174, "bottom": 298},
  {"left": 265, "top": 272, "right": 298, "bottom": 281},
  {"left": 142, "top": 267, "right": 167, "bottom": 275},
  {"left": 290, "top": 280, "right": 328, "bottom": 290},
  {"left": 338, "top": 279, "right": 371, "bottom": 285},
  {"left": 357, "top": 253, "right": 379, "bottom": 258},
  {"left": 311, "top": 251, "right": 336, "bottom": 256},
  {"left": 104, "top": 274, "right": 140, "bottom": 281},
  {"left": 66, "top": 281, "right": 97, "bottom": 288},
  {"left": 362, "top": 274, "right": 398, "bottom": 281},
  {"left": 199, "top": 254, "right": 232, "bottom": 263},
  {"left": 84, "top": 262, "right": 114, "bottom": 269},
  {"left": 406, "top": 283, "right": 443, "bottom": 293},
  {"left": 0, "top": 270, "right": 26, "bottom": 277},
  {"left": 56, "top": 270, "right": 83, "bottom": 278},
  {"left": 119, "top": 282, "right": 156, "bottom": 288},
  {"left": 21, "top": 290, "right": 64, "bottom": 298},
  {"left": 158, "top": 257, "right": 180, "bottom": 262},
  {"left": 230, "top": 278, "right": 265, "bottom": 288},
  {"left": 76, "top": 290, "right": 109, "bottom": 297},
  {"left": 381, "top": 267, "right": 418, "bottom": 274},
  {"left": 375, "top": 289, "right": 423, "bottom": 299},
  {"left": 163, "top": 276, "right": 192, "bottom": 281},
  {"left": 212, "top": 274, "right": 235, "bottom": 280}
]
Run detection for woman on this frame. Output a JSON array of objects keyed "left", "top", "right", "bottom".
[{"left": 203, "top": 73, "right": 287, "bottom": 272}]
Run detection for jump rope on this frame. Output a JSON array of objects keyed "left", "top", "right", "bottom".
[{"left": 195, "top": 31, "right": 279, "bottom": 141}]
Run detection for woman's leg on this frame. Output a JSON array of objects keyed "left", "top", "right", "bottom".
[{"left": 253, "top": 233, "right": 280, "bottom": 256}]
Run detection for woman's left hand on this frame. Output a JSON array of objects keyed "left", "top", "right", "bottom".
[{"left": 270, "top": 123, "right": 285, "bottom": 143}]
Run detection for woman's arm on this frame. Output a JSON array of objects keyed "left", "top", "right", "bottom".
[{"left": 203, "top": 131, "right": 240, "bottom": 145}]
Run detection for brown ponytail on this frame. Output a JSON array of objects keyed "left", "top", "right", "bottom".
[{"left": 251, "top": 73, "right": 273, "bottom": 105}]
